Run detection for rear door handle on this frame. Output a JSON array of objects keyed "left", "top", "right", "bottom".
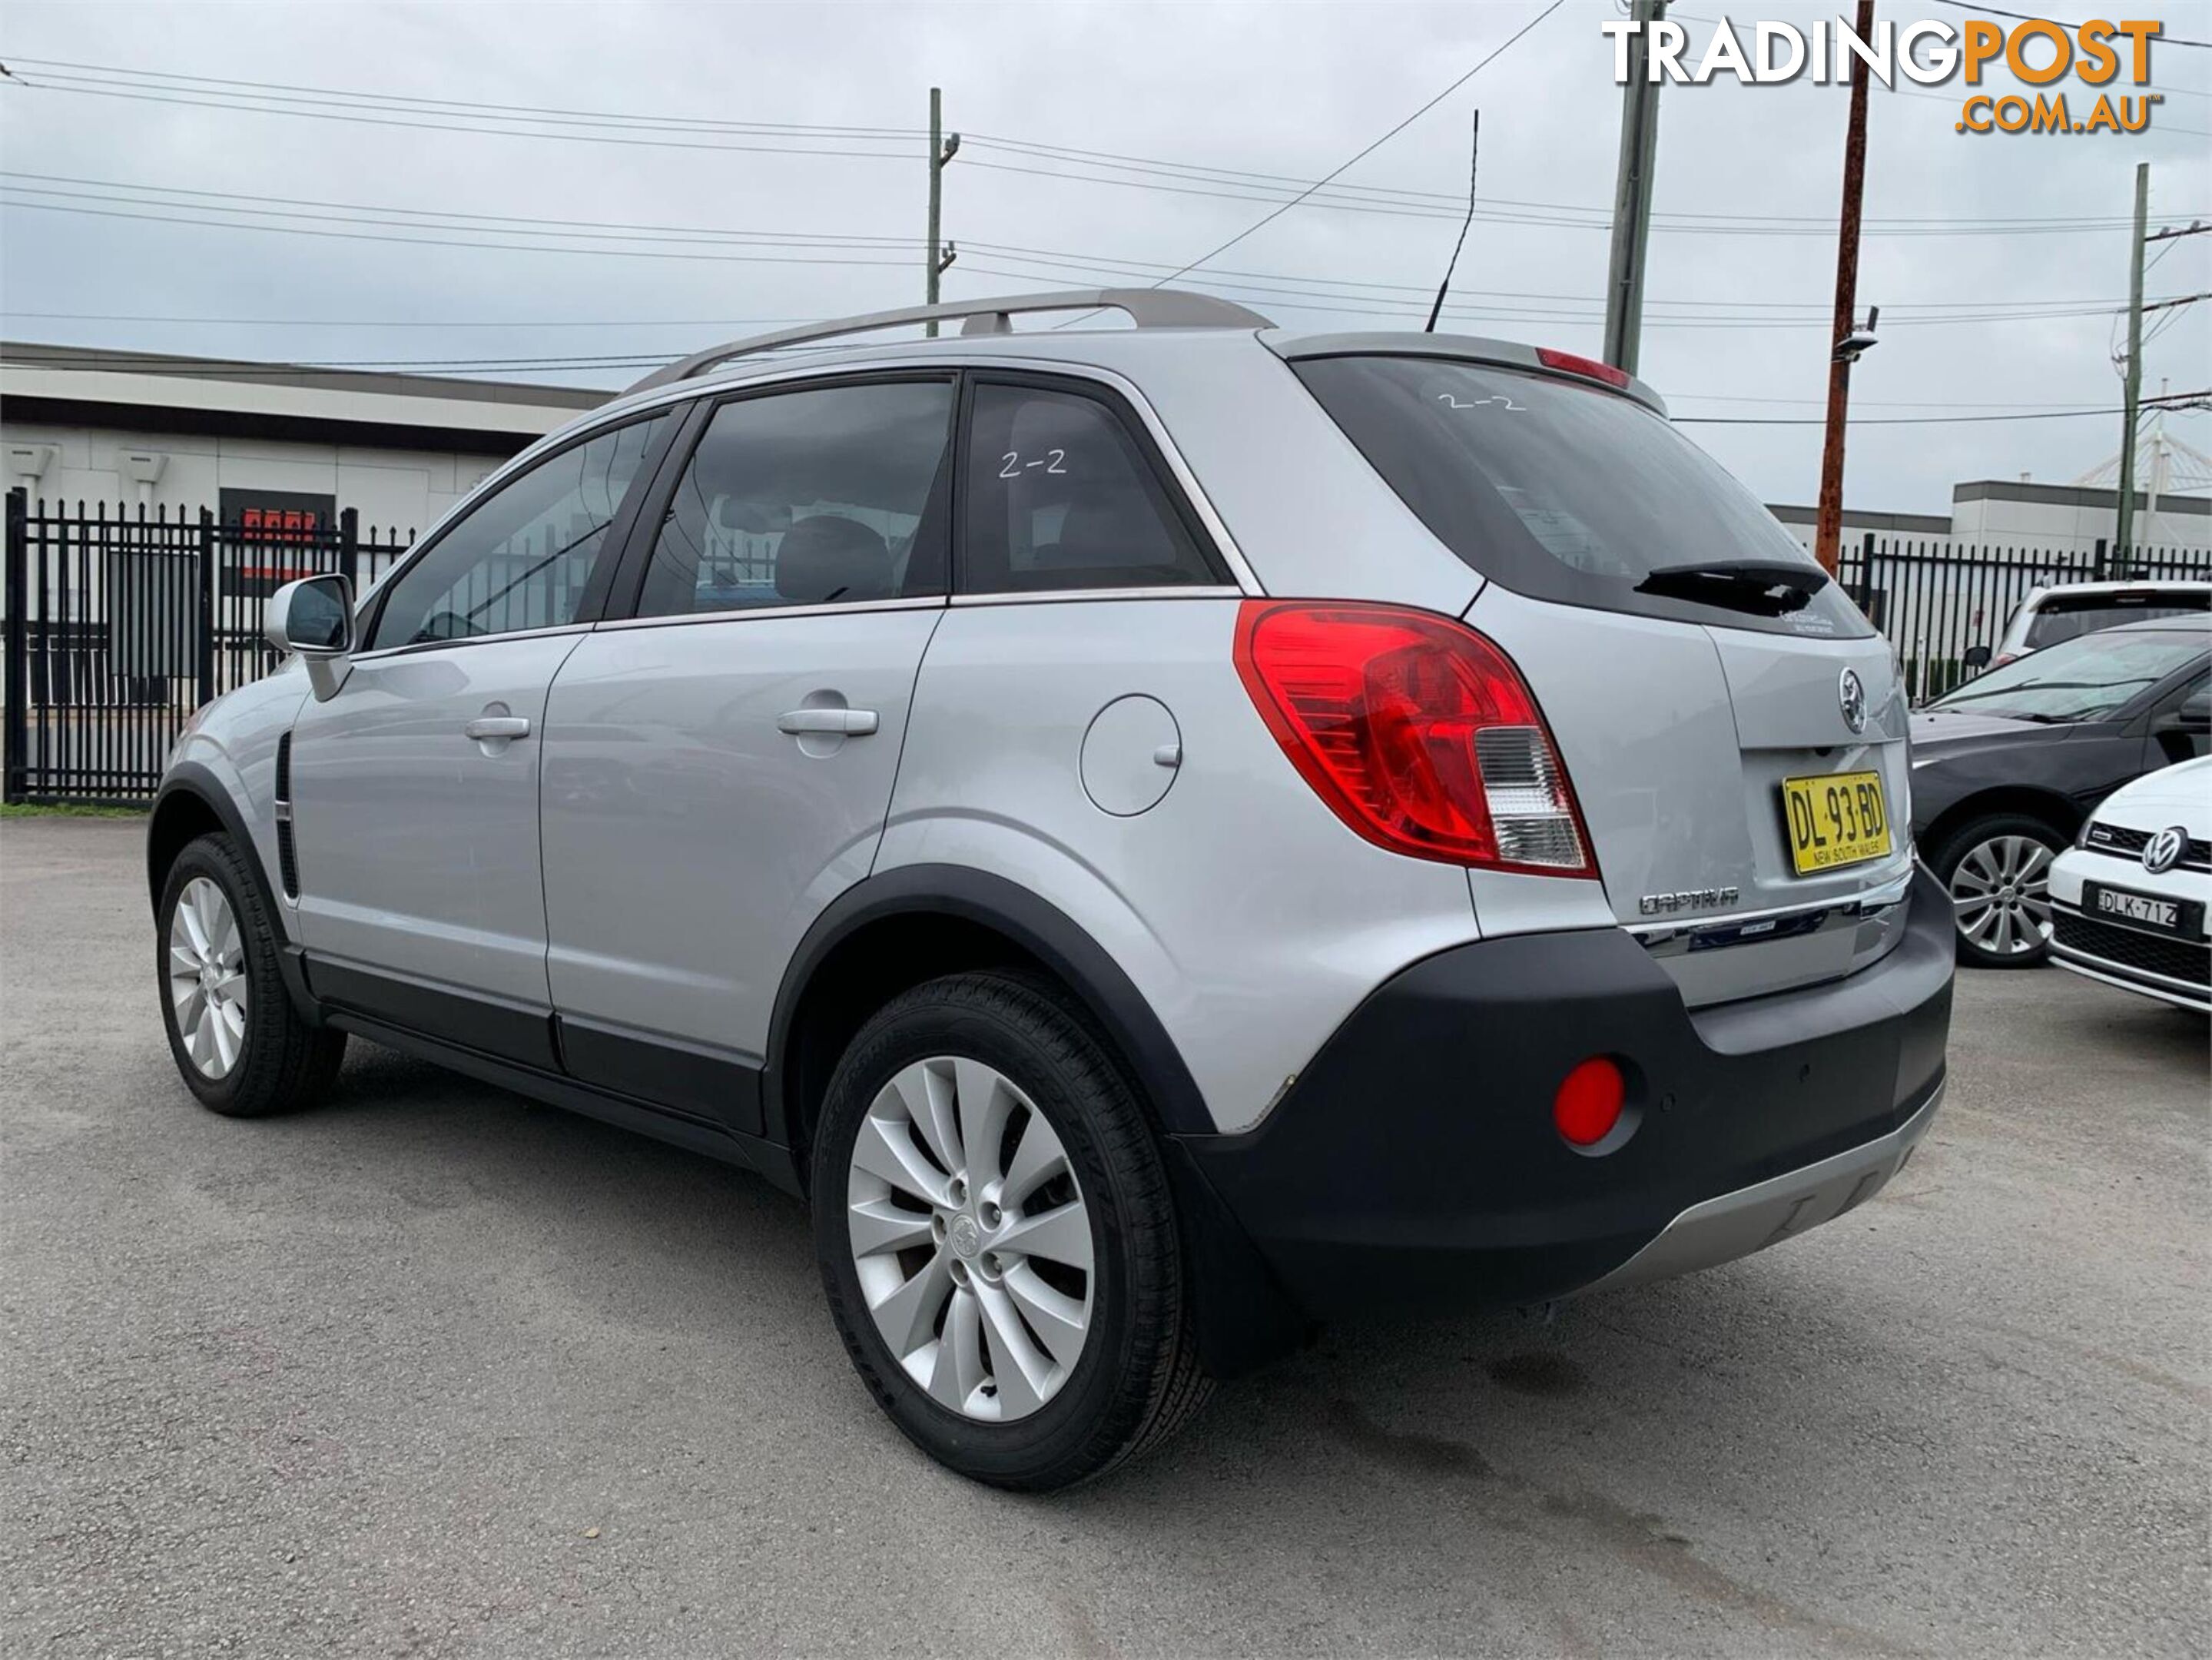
[
  {"left": 463, "top": 715, "right": 532, "bottom": 741},
  {"left": 777, "top": 708, "right": 879, "bottom": 737}
]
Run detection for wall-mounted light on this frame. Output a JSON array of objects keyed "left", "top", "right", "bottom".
[{"left": 119, "top": 450, "right": 167, "bottom": 506}]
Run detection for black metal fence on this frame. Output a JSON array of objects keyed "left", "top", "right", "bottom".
[
  {"left": 4, "top": 490, "right": 410, "bottom": 805},
  {"left": 1835, "top": 533, "right": 2211, "bottom": 704}
]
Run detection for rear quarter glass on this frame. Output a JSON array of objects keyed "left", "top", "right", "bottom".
[{"left": 1293, "top": 355, "right": 1873, "bottom": 642}]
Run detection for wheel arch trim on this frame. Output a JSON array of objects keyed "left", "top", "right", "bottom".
[
  {"left": 148, "top": 765, "right": 319, "bottom": 1023},
  {"left": 1922, "top": 786, "right": 2084, "bottom": 857},
  {"left": 763, "top": 864, "right": 1215, "bottom": 1156}
]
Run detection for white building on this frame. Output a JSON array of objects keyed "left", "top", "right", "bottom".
[
  {"left": 1769, "top": 476, "right": 2208, "bottom": 559},
  {"left": 2, "top": 341, "right": 610, "bottom": 538}
]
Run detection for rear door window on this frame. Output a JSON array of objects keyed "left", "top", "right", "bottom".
[
  {"left": 632, "top": 378, "right": 955, "bottom": 617},
  {"left": 960, "top": 379, "right": 1224, "bottom": 594},
  {"left": 1293, "top": 354, "right": 1872, "bottom": 639}
]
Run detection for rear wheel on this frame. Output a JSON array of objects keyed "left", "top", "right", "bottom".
[
  {"left": 811, "top": 971, "right": 1209, "bottom": 1490},
  {"left": 1930, "top": 812, "right": 2063, "bottom": 968},
  {"left": 158, "top": 833, "right": 346, "bottom": 1116}
]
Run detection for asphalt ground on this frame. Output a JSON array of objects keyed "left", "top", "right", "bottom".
[{"left": 3, "top": 815, "right": 2206, "bottom": 1657}]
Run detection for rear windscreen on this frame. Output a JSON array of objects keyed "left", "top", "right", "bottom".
[
  {"left": 1294, "top": 355, "right": 1872, "bottom": 639},
  {"left": 2024, "top": 593, "right": 2210, "bottom": 649}
]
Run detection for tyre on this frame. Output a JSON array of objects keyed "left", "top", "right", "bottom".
[
  {"left": 157, "top": 832, "right": 346, "bottom": 1117},
  {"left": 1928, "top": 812, "right": 2064, "bottom": 968},
  {"left": 811, "top": 970, "right": 1210, "bottom": 1491}
]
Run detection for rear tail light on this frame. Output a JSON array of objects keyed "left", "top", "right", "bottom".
[
  {"left": 1233, "top": 599, "right": 1594, "bottom": 875},
  {"left": 1535, "top": 347, "right": 1631, "bottom": 390}
]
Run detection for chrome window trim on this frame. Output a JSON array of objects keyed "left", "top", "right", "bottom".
[
  {"left": 595, "top": 594, "right": 947, "bottom": 632},
  {"left": 949, "top": 585, "right": 1244, "bottom": 609},
  {"left": 1630, "top": 866, "right": 1915, "bottom": 954},
  {"left": 472, "top": 352, "right": 1266, "bottom": 606},
  {"left": 347, "top": 620, "right": 596, "bottom": 664}
]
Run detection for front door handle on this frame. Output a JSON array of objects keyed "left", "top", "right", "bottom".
[
  {"left": 777, "top": 708, "right": 879, "bottom": 737},
  {"left": 463, "top": 715, "right": 532, "bottom": 741}
]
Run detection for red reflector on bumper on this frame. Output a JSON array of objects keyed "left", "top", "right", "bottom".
[{"left": 1554, "top": 1057, "right": 1627, "bottom": 1147}]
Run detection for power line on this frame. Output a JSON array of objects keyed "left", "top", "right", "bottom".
[
  {"left": 0, "top": 75, "right": 917, "bottom": 160},
  {"left": 960, "top": 134, "right": 2172, "bottom": 226},
  {"left": 1923, "top": 1, "right": 2210, "bottom": 49},
  {"left": 8, "top": 59, "right": 2203, "bottom": 232},
  {"left": 0, "top": 197, "right": 925, "bottom": 267},
  {"left": 0, "top": 310, "right": 817, "bottom": 329},
  {"left": 0, "top": 175, "right": 922, "bottom": 248},
  {"left": 0, "top": 55, "right": 926, "bottom": 134},
  {"left": 1141, "top": 1, "right": 1560, "bottom": 294},
  {"left": 8, "top": 173, "right": 2171, "bottom": 325},
  {"left": 0, "top": 189, "right": 2178, "bottom": 336}
]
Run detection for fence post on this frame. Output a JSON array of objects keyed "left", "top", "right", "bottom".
[
  {"left": 1855, "top": 532, "right": 1876, "bottom": 610},
  {"left": 2092, "top": 537, "right": 2107, "bottom": 581},
  {"left": 4, "top": 489, "right": 26, "bottom": 803},
  {"left": 196, "top": 506, "right": 217, "bottom": 709},
  {"left": 338, "top": 506, "right": 360, "bottom": 590}
]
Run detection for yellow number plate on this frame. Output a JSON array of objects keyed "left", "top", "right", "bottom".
[{"left": 1781, "top": 770, "right": 1892, "bottom": 875}]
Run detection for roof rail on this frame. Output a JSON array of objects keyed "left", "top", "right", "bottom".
[{"left": 621, "top": 288, "right": 1275, "bottom": 395}]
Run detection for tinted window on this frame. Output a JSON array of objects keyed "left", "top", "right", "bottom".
[
  {"left": 962, "top": 381, "right": 1219, "bottom": 594},
  {"left": 1928, "top": 626, "right": 2207, "bottom": 723},
  {"left": 369, "top": 414, "right": 668, "bottom": 649},
  {"left": 1294, "top": 355, "right": 1872, "bottom": 639},
  {"left": 2024, "top": 592, "right": 2210, "bottom": 649},
  {"left": 635, "top": 380, "right": 954, "bottom": 617}
]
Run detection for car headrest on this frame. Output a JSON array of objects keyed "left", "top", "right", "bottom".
[
  {"left": 1044, "top": 490, "right": 1178, "bottom": 571},
  {"left": 775, "top": 514, "right": 892, "bottom": 603}
]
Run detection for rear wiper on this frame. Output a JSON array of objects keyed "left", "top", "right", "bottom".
[{"left": 1635, "top": 559, "right": 1831, "bottom": 617}]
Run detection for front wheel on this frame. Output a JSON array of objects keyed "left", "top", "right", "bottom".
[
  {"left": 1930, "top": 813, "right": 2063, "bottom": 968},
  {"left": 157, "top": 832, "right": 346, "bottom": 1116},
  {"left": 811, "top": 971, "right": 1210, "bottom": 1490}
]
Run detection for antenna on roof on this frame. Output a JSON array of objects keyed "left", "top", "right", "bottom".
[{"left": 1424, "top": 109, "right": 1480, "bottom": 334}]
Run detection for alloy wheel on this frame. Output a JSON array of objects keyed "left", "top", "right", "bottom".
[
  {"left": 1949, "top": 833, "right": 2054, "bottom": 957},
  {"left": 167, "top": 876, "right": 249, "bottom": 1078},
  {"left": 845, "top": 1055, "right": 1095, "bottom": 1422}
]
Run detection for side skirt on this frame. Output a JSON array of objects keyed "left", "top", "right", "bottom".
[{"left": 323, "top": 1008, "right": 804, "bottom": 1197}]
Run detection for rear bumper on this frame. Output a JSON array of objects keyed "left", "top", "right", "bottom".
[
  {"left": 1575, "top": 1081, "right": 1940, "bottom": 1295},
  {"left": 1174, "top": 864, "right": 1954, "bottom": 1330}
]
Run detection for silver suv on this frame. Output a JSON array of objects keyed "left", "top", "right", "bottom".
[{"left": 148, "top": 290, "right": 1955, "bottom": 1489}]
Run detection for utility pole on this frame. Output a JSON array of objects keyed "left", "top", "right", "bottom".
[
  {"left": 1812, "top": 0, "right": 1876, "bottom": 577},
  {"left": 924, "top": 88, "right": 960, "bottom": 337},
  {"left": 2114, "top": 161, "right": 2149, "bottom": 562},
  {"left": 1602, "top": 0, "right": 1667, "bottom": 375}
]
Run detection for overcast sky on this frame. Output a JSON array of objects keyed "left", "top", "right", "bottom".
[{"left": 2, "top": 0, "right": 2207, "bottom": 515}]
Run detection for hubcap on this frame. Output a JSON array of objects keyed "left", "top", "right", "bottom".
[
  {"left": 1949, "top": 834, "right": 2054, "bottom": 956},
  {"left": 845, "top": 1056, "right": 1094, "bottom": 1422},
  {"left": 167, "top": 877, "right": 248, "bottom": 1078}
]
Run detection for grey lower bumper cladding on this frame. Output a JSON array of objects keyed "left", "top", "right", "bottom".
[{"left": 1576, "top": 1081, "right": 1944, "bottom": 1296}]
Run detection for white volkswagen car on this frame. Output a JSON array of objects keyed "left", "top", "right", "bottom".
[{"left": 2049, "top": 755, "right": 2212, "bottom": 1013}]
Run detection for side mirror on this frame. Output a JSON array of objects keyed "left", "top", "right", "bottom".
[
  {"left": 265, "top": 575, "right": 355, "bottom": 701},
  {"left": 1962, "top": 644, "right": 1992, "bottom": 670},
  {"left": 2175, "top": 685, "right": 2211, "bottom": 732}
]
